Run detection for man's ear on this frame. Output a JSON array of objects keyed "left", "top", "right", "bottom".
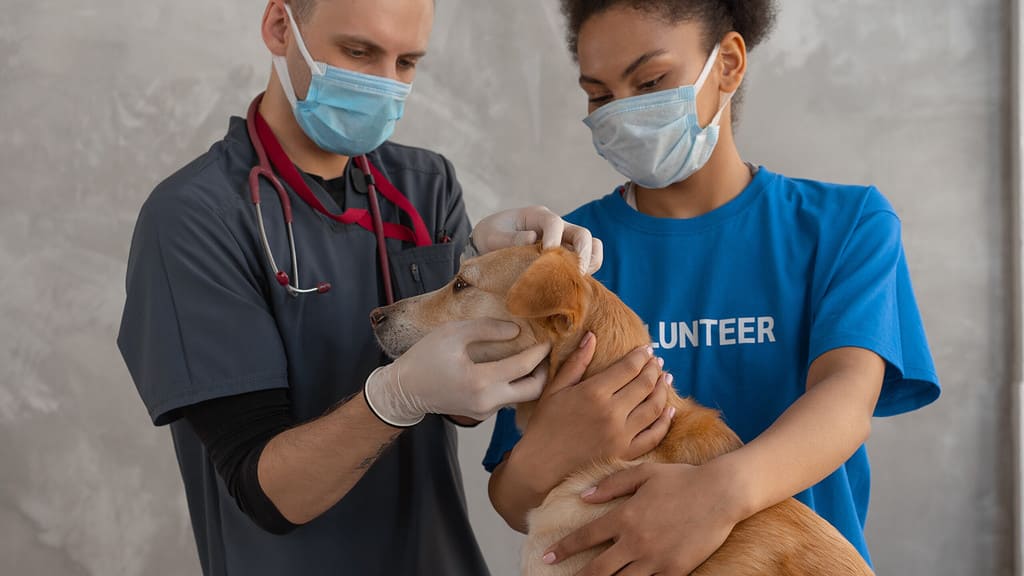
[
  {"left": 261, "top": 1, "right": 290, "bottom": 57},
  {"left": 505, "top": 249, "right": 586, "bottom": 333}
]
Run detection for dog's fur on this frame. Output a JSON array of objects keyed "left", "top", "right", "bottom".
[{"left": 372, "top": 245, "right": 873, "bottom": 576}]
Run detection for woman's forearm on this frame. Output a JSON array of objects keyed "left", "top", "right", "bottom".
[
  {"left": 488, "top": 444, "right": 559, "bottom": 533},
  {"left": 713, "top": 347, "right": 885, "bottom": 521}
]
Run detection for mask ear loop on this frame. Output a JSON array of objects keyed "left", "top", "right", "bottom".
[
  {"left": 709, "top": 91, "right": 736, "bottom": 128},
  {"left": 693, "top": 43, "right": 736, "bottom": 129},
  {"left": 693, "top": 43, "right": 722, "bottom": 94},
  {"left": 273, "top": 57, "right": 300, "bottom": 108},
  {"left": 283, "top": 3, "right": 325, "bottom": 76}
]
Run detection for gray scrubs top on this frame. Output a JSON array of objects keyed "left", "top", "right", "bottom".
[{"left": 117, "top": 115, "right": 487, "bottom": 575}]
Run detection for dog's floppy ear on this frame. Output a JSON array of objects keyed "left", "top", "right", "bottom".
[{"left": 506, "top": 249, "right": 586, "bottom": 333}]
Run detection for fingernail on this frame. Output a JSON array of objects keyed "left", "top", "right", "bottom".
[
  {"left": 580, "top": 332, "right": 594, "bottom": 349},
  {"left": 581, "top": 486, "right": 597, "bottom": 498},
  {"left": 644, "top": 345, "right": 653, "bottom": 357},
  {"left": 669, "top": 407, "right": 677, "bottom": 419},
  {"left": 666, "top": 373, "right": 674, "bottom": 387},
  {"left": 657, "top": 357, "right": 665, "bottom": 369},
  {"left": 542, "top": 552, "right": 557, "bottom": 565}
]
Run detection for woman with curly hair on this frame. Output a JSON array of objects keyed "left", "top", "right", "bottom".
[{"left": 484, "top": 1, "right": 940, "bottom": 574}]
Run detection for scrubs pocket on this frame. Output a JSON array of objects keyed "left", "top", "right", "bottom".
[{"left": 388, "top": 243, "right": 457, "bottom": 300}]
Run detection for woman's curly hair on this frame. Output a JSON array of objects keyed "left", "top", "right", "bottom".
[{"left": 559, "top": 0, "right": 778, "bottom": 57}]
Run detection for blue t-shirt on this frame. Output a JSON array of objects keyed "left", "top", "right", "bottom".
[{"left": 483, "top": 167, "right": 940, "bottom": 565}]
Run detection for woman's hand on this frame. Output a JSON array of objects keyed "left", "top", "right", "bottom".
[
  {"left": 541, "top": 347, "right": 885, "bottom": 574},
  {"left": 509, "top": 334, "right": 675, "bottom": 501},
  {"left": 471, "top": 206, "right": 604, "bottom": 274},
  {"left": 542, "top": 461, "right": 745, "bottom": 576}
]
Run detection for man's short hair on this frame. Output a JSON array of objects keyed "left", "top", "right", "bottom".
[{"left": 288, "top": 0, "right": 435, "bottom": 23}]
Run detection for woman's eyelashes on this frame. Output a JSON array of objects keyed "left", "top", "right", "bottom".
[{"left": 587, "top": 74, "right": 670, "bottom": 107}]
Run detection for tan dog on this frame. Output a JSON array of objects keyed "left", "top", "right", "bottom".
[{"left": 372, "top": 245, "right": 873, "bottom": 576}]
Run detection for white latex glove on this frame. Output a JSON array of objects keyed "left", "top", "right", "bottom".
[
  {"left": 472, "top": 206, "right": 604, "bottom": 275},
  {"left": 364, "top": 319, "right": 551, "bottom": 426}
]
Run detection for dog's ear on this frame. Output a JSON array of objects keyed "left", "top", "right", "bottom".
[{"left": 506, "top": 249, "right": 586, "bottom": 333}]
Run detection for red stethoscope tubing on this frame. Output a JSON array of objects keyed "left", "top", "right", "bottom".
[
  {"left": 357, "top": 155, "right": 395, "bottom": 305},
  {"left": 244, "top": 94, "right": 429, "bottom": 304}
]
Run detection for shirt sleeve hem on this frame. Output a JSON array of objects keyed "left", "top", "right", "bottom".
[
  {"left": 149, "top": 371, "right": 289, "bottom": 426},
  {"left": 482, "top": 408, "right": 521, "bottom": 473},
  {"left": 808, "top": 333, "right": 940, "bottom": 418},
  {"left": 808, "top": 332, "right": 901, "bottom": 371},
  {"left": 482, "top": 450, "right": 510, "bottom": 474}
]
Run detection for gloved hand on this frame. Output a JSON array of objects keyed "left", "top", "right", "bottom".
[
  {"left": 364, "top": 319, "right": 551, "bottom": 426},
  {"left": 472, "top": 206, "right": 604, "bottom": 274}
]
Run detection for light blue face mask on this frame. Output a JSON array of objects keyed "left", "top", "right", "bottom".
[
  {"left": 273, "top": 4, "right": 412, "bottom": 157},
  {"left": 583, "top": 44, "right": 734, "bottom": 189}
]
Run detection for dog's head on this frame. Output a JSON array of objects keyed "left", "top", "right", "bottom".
[{"left": 371, "top": 245, "right": 590, "bottom": 364}]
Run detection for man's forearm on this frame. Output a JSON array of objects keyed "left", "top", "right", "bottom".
[{"left": 258, "top": 391, "right": 403, "bottom": 525}]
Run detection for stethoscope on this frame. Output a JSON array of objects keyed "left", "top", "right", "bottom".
[{"left": 244, "top": 94, "right": 432, "bottom": 304}]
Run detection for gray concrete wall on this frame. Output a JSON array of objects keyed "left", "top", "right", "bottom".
[{"left": 0, "top": 0, "right": 1010, "bottom": 574}]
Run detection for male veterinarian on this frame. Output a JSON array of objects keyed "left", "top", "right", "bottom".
[{"left": 117, "top": 0, "right": 671, "bottom": 574}]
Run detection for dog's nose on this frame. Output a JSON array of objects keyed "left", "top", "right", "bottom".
[{"left": 370, "top": 309, "right": 387, "bottom": 328}]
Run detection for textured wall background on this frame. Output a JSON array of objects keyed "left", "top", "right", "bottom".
[{"left": 0, "top": 0, "right": 1011, "bottom": 575}]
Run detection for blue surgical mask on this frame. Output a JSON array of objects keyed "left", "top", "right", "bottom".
[
  {"left": 273, "top": 4, "right": 412, "bottom": 157},
  {"left": 583, "top": 44, "right": 734, "bottom": 189}
]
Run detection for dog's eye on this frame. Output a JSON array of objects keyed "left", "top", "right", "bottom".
[{"left": 453, "top": 277, "right": 471, "bottom": 293}]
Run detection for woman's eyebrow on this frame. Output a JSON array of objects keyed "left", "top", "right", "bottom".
[
  {"left": 621, "top": 49, "right": 667, "bottom": 78},
  {"left": 578, "top": 49, "right": 669, "bottom": 86}
]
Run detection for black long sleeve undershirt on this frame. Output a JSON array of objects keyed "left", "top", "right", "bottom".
[
  {"left": 182, "top": 386, "right": 481, "bottom": 536},
  {"left": 182, "top": 389, "right": 299, "bottom": 535}
]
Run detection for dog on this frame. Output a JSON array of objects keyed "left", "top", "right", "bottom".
[{"left": 371, "top": 245, "right": 874, "bottom": 575}]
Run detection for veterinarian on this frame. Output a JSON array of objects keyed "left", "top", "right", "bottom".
[
  {"left": 116, "top": 0, "right": 673, "bottom": 574},
  {"left": 486, "top": 0, "right": 941, "bottom": 574}
]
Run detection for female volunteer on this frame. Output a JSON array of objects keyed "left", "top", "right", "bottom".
[{"left": 485, "top": 1, "right": 941, "bottom": 574}]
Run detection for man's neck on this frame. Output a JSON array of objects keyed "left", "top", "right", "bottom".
[
  {"left": 259, "top": 71, "right": 351, "bottom": 180},
  {"left": 634, "top": 126, "right": 751, "bottom": 220}
]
